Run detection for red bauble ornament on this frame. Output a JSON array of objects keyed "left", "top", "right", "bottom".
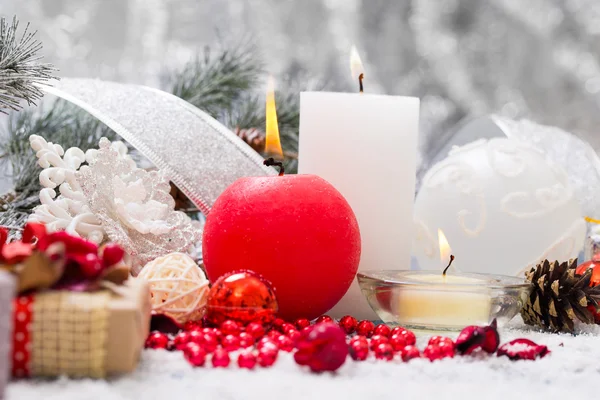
[
  {"left": 400, "top": 345, "right": 420, "bottom": 362},
  {"left": 423, "top": 345, "right": 446, "bottom": 362},
  {"left": 245, "top": 322, "right": 266, "bottom": 340},
  {"left": 221, "top": 334, "right": 241, "bottom": 352},
  {"left": 496, "top": 338, "right": 550, "bottom": 361},
  {"left": 373, "top": 324, "right": 391, "bottom": 338},
  {"left": 238, "top": 350, "right": 258, "bottom": 369},
  {"left": 356, "top": 320, "right": 375, "bottom": 338},
  {"left": 200, "top": 332, "right": 219, "bottom": 353},
  {"left": 220, "top": 320, "right": 242, "bottom": 336},
  {"left": 428, "top": 336, "right": 454, "bottom": 347},
  {"left": 172, "top": 331, "right": 192, "bottom": 351},
  {"left": 205, "top": 270, "right": 278, "bottom": 326},
  {"left": 369, "top": 334, "right": 389, "bottom": 351},
  {"left": 392, "top": 328, "right": 416, "bottom": 346},
  {"left": 281, "top": 323, "right": 297, "bottom": 335},
  {"left": 295, "top": 318, "right": 311, "bottom": 330},
  {"left": 576, "top": 260, "right": 600, "bottom": 286},
  {"left": 145, "top": 331, "right": 169, "bottom": 349},
  {"left": 388, "top": 333, "right": 408, "bottom": 351},
  {"left": 238, "top": 332, "right": 255, "bottom": 348},
  {"left": 257, "top": 337, "right": 279, "bottom": 351},
  {"left": 184, "top": 320, "right": 203, "bottom": 332},
  {"left": 438, "top": 342, "right": 455, "bottom": 358},
  {"left": 276, "top": 334, "right": 295, "bottom": 352},
  {"left": 374, "top": 343, "right": 394, "bottom": 361},
  {"left": 287, "top": 329, "right": 301, "bottom": 344},
  {"left": 349, "top": 337, "right": 369, "bottom": 361},
  {"left": 294, "top": 322, "right": 348, "bottom": 373},
  {"left": 183, "top": 343, "right": 207, "bottom": 367},
  {"left": 316, "top": 315, "right": 333, "bottom": 324},
  {"left": 338, "top": 315, "right": 358, "bottom": 334},
  {"left": 212, "top": 348, "right": 231, "bottom": 368},
  {"left": 203, "top": 174, "right": 361, "bottom": 321}
]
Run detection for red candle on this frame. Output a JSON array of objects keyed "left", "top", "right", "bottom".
[{"left": 202, "top": 78, "right": 361, "bottom": 320}]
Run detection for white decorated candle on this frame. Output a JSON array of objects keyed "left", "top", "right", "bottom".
[{"left": 298, "top": 47, "right": 420, "bottom": 319}]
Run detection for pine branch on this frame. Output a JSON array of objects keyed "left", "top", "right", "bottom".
[{"left": 0, "top": 16, "right": 57, "bottom": 114}]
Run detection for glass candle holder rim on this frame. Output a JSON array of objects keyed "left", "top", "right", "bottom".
[{"left": 357, "top": 269, "right": 531, "bottom": 290}]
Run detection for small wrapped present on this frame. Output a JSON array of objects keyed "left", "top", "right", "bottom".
[
  {"left": 0, "top": 271, "right": 15, "bottom": 397},
  {"left": 2, "top": 223, "right": 151, "bottom": 378}
]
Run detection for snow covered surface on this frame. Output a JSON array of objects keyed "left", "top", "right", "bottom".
[{"left": 7, "top": 318, "right": 600, "bottom": 400}]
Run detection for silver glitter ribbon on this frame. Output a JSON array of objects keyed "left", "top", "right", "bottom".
[{"left": 40, "top": 78, "right": 275, "bottom": 215}]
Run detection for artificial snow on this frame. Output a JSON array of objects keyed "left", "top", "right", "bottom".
[{"left": 7, "top": 318, "right": 600, "bottom": 400}]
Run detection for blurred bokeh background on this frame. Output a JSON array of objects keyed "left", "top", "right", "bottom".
[{"left": 2, "top": 0, "right": 600, "bottom": 166}]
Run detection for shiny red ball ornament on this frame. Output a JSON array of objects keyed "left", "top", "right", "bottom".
[
  {"left": 400, "top": 345, "right": 420, "bottom": 362},
  {"left": 221, "top": 334, "right": 241, "bottom": 352},
  {"left": 220, "top": 320, "right": 242, "bottom": 336},
  {"left": 576, "top": 259, "right": 600, "bottom": 286},
  {"left": 184, "top": 320, "right": 203, "bottom": 332},
  {"left": 204, "top": 270, "right": 278, "bottom": 326},
  {"left": 238, "top": 332, "right": 255, "bottom": 348},
  {"left": 388, "top": 333, "right": 408, "bottom": 351},
  {"left": 316, "top": 315, "right": 333, "bottom": 324},
  {"left": 356, "top": 320, "right": 375, "bottom": 338},
  {"left": 423, "top": 345, "right": 445, "bottom": 362},
  {"left": 369, "top": 334, "right": 389, "bottom": 351},
  {"left": 455, "top": 319, "right": 499, "bottom": 356},
  {"left": 238, "top": 350, "right": 258, "bottom": 369},
  {"left": 257, "top": 337, "right": 279, "bottom": 351},
  {"left": 394, "top": 328, "right": 416, "bottom": 346},
  {"left": 257, "top": 346, "right": 279, "bottom": 367},
  {"left": 373, "top": 324, "right": 391, "bottom": 338},
  {"left": 276, "top": 334, "right": 295, "bottom": 352},
  {"left": 212, "top": 348, "right": 231, "bottom": 368},
  {"left": 295, "top": 318, "right": 311, "bottom": 330},
  {"left": 349, "top": 337, "right": 369, "bottom": 361},
  {"left": 200, "top": 332, "right": 219, "bottom": 353},
  {"left": 172, "top": 331, "right": 192, "bottom": 351},
  {"left": 428, "top": 336, "right": 454, "bottom": 347},
  {"left": 294, "top": 322, "right": 348, "bottom": 373},
  {"left": 183, "top": 343, "right": 207, "bottom": 367},
  {"left": 272, "top": 318, "right": 285, "bottom": 331},
  {"left": 438, "top": 342, "right": 455, "bottom": 358},
  {"left": 245, "top": 322, "right": 266, "bottom": 340},
  {"left": 374, "top": 343, "right": 394, "bottom": 361},
  {"left": 145, "top": 331, "right": 169, "bottom": 349},
  {"left": 280, "top": 322, "right": 296, "bottom": 334},
  {"left": 338, "top": 315, "right": 358, "bottom": 334},
  {"left": 267, "top": 329, "right": 282, "bottom": 340},
  {"left": 202, "top": 175, "right": 361, "bottom": 321},
  {"left": 287, "top": 329, "right": 301, "bottom": 344},
  {"left": 496, "top": 338, "right": 550, "bottom": 361}
]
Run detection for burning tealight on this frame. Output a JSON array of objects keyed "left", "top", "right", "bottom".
[{"left": 357, "top": 230, "right": 531, "bottom": 331}]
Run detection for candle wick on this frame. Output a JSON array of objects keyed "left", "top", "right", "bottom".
[
  {"left": 442, "top": 255, "right": 455, "bottom": 276},
  {"left": 358, "top": 73, "right": 364, "bottom": 93},
  {"left": 264, "top": 157, "right": 285, "bottom": 176}
]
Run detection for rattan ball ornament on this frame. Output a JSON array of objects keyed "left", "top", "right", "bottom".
[{"left": 137, "top": 252, "right": 209, "bottom": 324}]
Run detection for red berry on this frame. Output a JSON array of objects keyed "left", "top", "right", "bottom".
[
  {"left": 238, "top": 332, "right": 255, "bottom": 348},
  {"left": 245, "top": 322, "right": 265, "bottom": 340},
  {"left": 338, "top": 315, "right": 358, "bottom": 334},
  {"left": 374, "top": 343, "right": 394, "bottom": 361},
  {"left": 201, "top": 332, "right": 219, "bottom": 353},
  {"left": 202, "top": 327, "right": 222, "bottom": 340},
  {"left": 281, "top": 322, "right": 296, "bottom": 333},
  {"left": 390, "top": 326, "right": 407, "bottom": 336},
  {"left": 220, "top": 320, "right": 241, "bottom": 336},
  {"left": 373, "top": 324, "right": 391, "bottom": 338},
  {"left": 316, "top": 315, "right": 333, "bottom": 324},
  {"left": 438, "top": 342, "right": 455, "bottom": 358},
  {"left": 287, "top": 329, "right": 301, "bottom": 344},
  {"left": 356, "top": 320, "right": 375, "bottom": 337},
  {"left": 211, "top": 348, "right": 230, "bottom": 367},
  {"left": 294, "top": 322, "right": 348, "bottom": 373},
  {"left": 257, "top": 346, "right": 278, "bottom": 367},
  {"left": 238, "top": 350, "right": 257, "bottom": 369},
  {"left": 423, "top": 345, "right": 445, "bottom": 362},
  {"left": 369, "top": 334, "right": 389, "bottom": 351},
  {"left": 428, "top": 336, "right": 454, "bottom": 347},
  {"left": 395, "top": 329, "right": 416, "bottom": 346},
  {"left": 172, "top": 331, "right": 192, "bottom": 351},
  {"left": 145, "top": 331, "right": 169, "bottom": 349},
  {"left": 300, "top": 326, "right": 313, "bottom": 337},
  {"left": 183, "top": 343, "right": 206, "bottom": 367},
  {"left": 276, "top": 334, "right": 295, "bottom": 352},
  {"left": 267, "top": 329, "right": 282, "bottom": 340},
  {"left": 389, "top": 333, "right": 408, "bottom": 351},
  {"left": 400, "top": 345, "right": 420, "bottom": 362},
  {"left": 187, "top": 330, "right": 204, "bottom": 345},
  {"left": 184, "top": 320, "right": 203, "bottom": 332},
  {"left": 295, "top": 318, "right": 311, "bottom": 330},
  {"left": 272, "top": 318, "right": 285, "bottom": 331},
  {"left": 349, "top": 338, "right": 369, "bottom": 361},
  {"left": 349, "top": 334, "right": 368, "bottom": 344},
  {"left": 257, "top": 337, "right": 279, "bottom": 351},
  {"left": 221, "top": 334, "right": 241, "bottom": 352}
]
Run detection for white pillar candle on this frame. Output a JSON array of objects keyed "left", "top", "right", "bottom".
[{"left": 298, "top": 91, "right": 419, "bottom": 319}]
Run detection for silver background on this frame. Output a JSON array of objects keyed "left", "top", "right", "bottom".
[{"left": 3, "top": 0, "right": 600, "bottom": 165}]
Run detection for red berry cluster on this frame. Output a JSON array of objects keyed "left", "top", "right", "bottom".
[{"left": 144, "top": 315, "right": 550, "bottom": 371}]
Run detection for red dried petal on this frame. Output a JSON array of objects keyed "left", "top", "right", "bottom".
[
  {"left": 22, "top": 223, "right": 47, "bottom": 244},
  {"left": 1, "top": 242, "right": 33, "bottom": 264},
  {"left": 497, "top": 339, "right": 550, "bottom": 361},
  {"left": 455, "top": 319, "right": 499, "bottom": 355},
  {"left": 101, "top": 243, "right": 125, "bottom": 267},
  {"left": 38, "top": 231, "right": 98, "bottom": 255}
]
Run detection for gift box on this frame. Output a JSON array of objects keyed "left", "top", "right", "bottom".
[
  {"left": 11, "top": 279, "right": 150, "bottom": 378},
  {"left": 0, "top": 271, "right": 15, "bottom": 398},
  {"left": 1, "top": 223, "right": 151, "bottom": 379}
]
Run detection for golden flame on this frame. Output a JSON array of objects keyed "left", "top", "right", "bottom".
[
  {"left": 438, "top": 229, "right": 452, "bottom": 264},
  {"left": 350, "top": 45, "right": 365, "bottom": 83},
  {"left": 265, "top": 76, "right": 283, "bottom": 159}
]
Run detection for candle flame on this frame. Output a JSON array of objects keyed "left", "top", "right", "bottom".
[
  {"left": 265, "top": 76, "right": 283, "bottom": 159},
  {"left": 438, "top": 229, "right": 452, "bottom": 264},
  {"left": 350, "top": 45, "right": 365, "bottom": 91}
]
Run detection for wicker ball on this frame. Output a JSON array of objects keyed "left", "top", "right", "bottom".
[{"left": 137, "top": 252, "right": 209, "bottom": 324}]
